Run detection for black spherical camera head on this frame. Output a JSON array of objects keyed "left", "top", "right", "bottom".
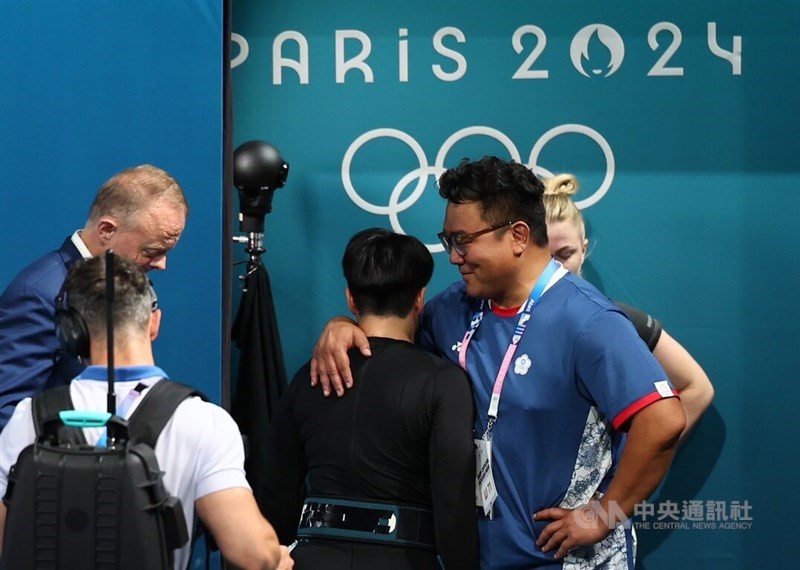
[{"left": 233, "top": 140, "right": 289, "bottom": 233}]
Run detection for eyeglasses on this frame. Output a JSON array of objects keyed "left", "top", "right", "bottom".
[{"left": 437, "top": 221, "right": 514, "bottom": 256}]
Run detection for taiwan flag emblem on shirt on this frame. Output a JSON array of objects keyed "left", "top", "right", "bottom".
[{"left": 514, "top": 354, "right": 532, "bottom": 375}]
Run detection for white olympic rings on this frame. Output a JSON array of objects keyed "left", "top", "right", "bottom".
[{"left": 341, "top": 124, "right": 615, "bottom": 252}]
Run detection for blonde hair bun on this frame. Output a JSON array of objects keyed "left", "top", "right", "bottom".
[{"left": 543, "top": 173, "right": 579, "bottom": 197}]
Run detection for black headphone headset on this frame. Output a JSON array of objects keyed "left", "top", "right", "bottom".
[
  {"left": 55, "top": 278, "right": 158, "bottom": 361},
  {"left": 55, "top": 282, "right": 90, "bottom": 361}
]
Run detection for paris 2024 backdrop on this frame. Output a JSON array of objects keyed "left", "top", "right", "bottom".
[{"left": 231, "top": 1, "right": 799, "bottom": 567}]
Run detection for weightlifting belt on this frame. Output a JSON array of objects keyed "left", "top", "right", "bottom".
[{"left": 297, "top": 497, "right": 436, "bottom": 550}]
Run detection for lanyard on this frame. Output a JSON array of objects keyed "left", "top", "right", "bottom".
[
  {"left": 96, "top": 380, "right": 154, "bottom": 447},
  {"left": 459, "top": 259, "right": 559, "bottom": 436}
]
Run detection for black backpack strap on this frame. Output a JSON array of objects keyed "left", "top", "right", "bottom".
[
  {"left": 31, "top": 385, "right": 86, "bottom": 445},
  {"left": 127, "top": 380, "right": 208, "bottom": 447}
]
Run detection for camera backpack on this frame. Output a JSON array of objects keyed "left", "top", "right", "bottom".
[{"left": 1, "top": 378, "right": 206, "bottom": 570}]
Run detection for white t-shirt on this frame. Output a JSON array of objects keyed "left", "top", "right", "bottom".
[{"left": 0, "top": 368, "right": 250, "bottom": 570}]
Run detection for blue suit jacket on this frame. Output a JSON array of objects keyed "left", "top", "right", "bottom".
[{"left": 0, "top": 237, "right": 86, "bottom": 430}]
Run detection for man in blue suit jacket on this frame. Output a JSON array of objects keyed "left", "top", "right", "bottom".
[{"left": 0, "top": 164, "right": 188, "bottom": 430}]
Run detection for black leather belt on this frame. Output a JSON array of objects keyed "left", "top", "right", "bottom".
[{"left": 297, "top": 497, "right": 436, "bottom": 550}]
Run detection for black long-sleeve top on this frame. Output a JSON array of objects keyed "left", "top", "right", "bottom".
[
  {"left": 616, "top": 302, "right": 663, "bottom": 351},
  {"left": 262, "top": 336, "right": 479, "bottom": 569}
]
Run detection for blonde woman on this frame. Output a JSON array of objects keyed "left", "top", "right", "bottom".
[{"left": 543, "top": 174, "right": 714, "bottom": 438}]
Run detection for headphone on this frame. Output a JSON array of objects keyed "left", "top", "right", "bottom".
[
  {"left": 55, "top": 282, "right": 90, "bottom": 361},
  {"left": 55, "top": 279, "right": 158, "bottom": 361}
]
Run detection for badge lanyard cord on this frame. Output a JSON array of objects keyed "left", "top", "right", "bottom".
[{"left": 458, "top": 259, "right": 559, "bottom": 439}]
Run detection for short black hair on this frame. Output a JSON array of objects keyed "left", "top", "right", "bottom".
[
  {"left": 65, "top": 253, "right": 156, "bottom": 339},
  {"left": 438, "top": 156, "right": 548, "bottom": 246},
  {"left": 342, "top": 228, "right": 434, "bottom": 318}
]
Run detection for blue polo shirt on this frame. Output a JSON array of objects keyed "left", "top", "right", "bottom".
[{"left": 419, "top": 271, "right": 676, "bottom": 569}]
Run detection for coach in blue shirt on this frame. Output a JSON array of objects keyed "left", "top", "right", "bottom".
[{"left": 311, "top": 156, "right": 686, "bottom": 569}]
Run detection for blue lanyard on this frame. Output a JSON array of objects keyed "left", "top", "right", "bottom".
[
  {"left": 96, "top": 380, "right": 156, "bottom": 447},
  {"left": 459, "top": 259, "right": 560, "bottom": 434}
]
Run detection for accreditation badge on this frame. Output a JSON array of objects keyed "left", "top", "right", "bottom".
[{"left": 474, "top": 437, "right": 497, "bottom": 518}]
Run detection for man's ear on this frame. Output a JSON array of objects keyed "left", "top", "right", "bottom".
[
  {"left": 510, "top": 221, "right": 531, "bottom": 255},
  {"left": 345, "top": 287, "right": 358, "bottom": 317},
  {"left": 149, "top": 309, "right": 162, "bottom": 341},
  {"left": 97, "top": 217, "right": 119, "bottom": 247}
]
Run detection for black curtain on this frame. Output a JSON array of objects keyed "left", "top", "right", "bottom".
[{"left": 231, "top": 261, "right": 287, "bottom": 512}]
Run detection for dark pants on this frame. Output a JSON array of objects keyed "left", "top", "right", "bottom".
[{"left": 291, "top": 538, "right": 442, "bottom": 570}]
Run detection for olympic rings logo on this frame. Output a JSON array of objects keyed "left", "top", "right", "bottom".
[{"left": 341, "top": 125, "right": 615, "bottom": 252}]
